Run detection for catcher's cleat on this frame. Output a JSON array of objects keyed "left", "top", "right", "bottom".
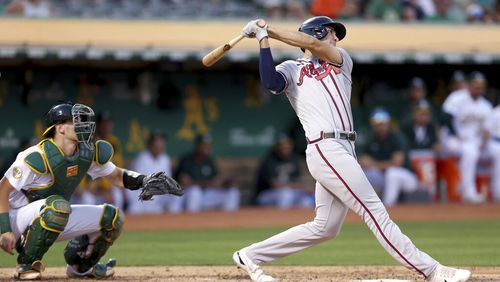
[
  {"left": 66, "top": 258, "right": 116, "bottom": 279},
  {"left": 426, "top": 264, "right": 471, "bottom": 282},
  {"left": 14, "top": 260, "right": 45, "bottom": 280},
  {"left": 233, "top": 250, "right": 275, "bottom": 282}
]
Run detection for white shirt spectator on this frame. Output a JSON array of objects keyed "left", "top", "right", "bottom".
[
  {"left": 23, "top": 0, "right": 52, "bottom": 18},
  {"left": 127, "top": 150, "right": 172, "bottom": 214}
]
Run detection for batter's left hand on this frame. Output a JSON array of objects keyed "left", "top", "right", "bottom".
[{"left": 0, "top": 232, "right": 16, "bottom": 255}]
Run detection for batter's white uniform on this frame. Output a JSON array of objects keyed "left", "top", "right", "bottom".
[
  {"left": 485, "top": 105, "right": 500, "bottom": 201},
  {"left": 442, "top": 89, "right": 492, "bottom": 200},
  {"left": 242, "top": 48, "right": 438, "bottom": 279},
  {"left": 3, "top": 145, "right": 116, "bottom": 241}
]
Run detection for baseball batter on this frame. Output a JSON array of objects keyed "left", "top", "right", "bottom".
[
  {"left": 233, "top": 17, "right": 471, "bottom": 282},
  {"left": 0, "top": 102, "right": 183, "bottom": 280}
]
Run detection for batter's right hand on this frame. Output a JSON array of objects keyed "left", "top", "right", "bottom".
[
  {"left": 242, "top": 20, "right": 259, "bottom": 38},
  {"left": 0, "top": 232, "right": 16, "bottom": 255}
]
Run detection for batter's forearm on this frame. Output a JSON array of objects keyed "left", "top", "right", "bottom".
[
  {"left": 267, "top": 26, "right": 342, "bottom": 65},
  {"left": 267, "top": 26, "right": 316, "bottom": 50}
]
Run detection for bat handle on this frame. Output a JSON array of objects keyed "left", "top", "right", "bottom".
[
  {"left": 256, "top": 19, "right": 266, "bottom": 28},
  {"left": 228, "top": 34, "right": 245, "bottom": 47}
]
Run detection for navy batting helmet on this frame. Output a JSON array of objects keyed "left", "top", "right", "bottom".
[{"left": 299, "top": 16, "right": 346, "bottom": 41}]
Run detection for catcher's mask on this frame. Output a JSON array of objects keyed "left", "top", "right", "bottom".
[
  {"left": 298, "top": 16, "right": 346, "bottom": 52},
  {"left": 43, "top": 103, "right": 96, "bottom": 148}
]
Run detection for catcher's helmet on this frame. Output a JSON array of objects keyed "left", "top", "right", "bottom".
[
  {"left": 42, "top": 102, "right": 96, "bottom": 148},
  {"left": 299, "top": 16, "right": 346, "bottom": 41},
  {"left": 44, "top": 103, "right": 74, "bottom": 129}
]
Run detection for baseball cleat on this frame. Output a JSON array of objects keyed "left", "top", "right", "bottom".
[
  {"left": 14, "top": 260, "right": 45, "bottom": 280},
  {"left": 66, "top": 258, "right": 116, "bottom": 279},
  {"left": 233, "top": 250, "right": 275, "bottom": 282},
  {"left": 427, "top": 264, "right": 471, "bottom": 282}
]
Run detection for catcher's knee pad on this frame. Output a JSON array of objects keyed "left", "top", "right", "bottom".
[
  {"left": 17, "top": 195, "right": 71, "bottom": 264},
  {"left": 64, "top": 204, "right": 124, "bottom": 273},
  {"left": 100, "top": 204, "right": 125, "bottom": 242}
]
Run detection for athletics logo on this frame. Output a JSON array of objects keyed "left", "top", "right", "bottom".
[{"left": 12, "top": 167, "right": 22, "bottom": 179}]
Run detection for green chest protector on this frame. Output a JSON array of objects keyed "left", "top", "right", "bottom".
[{"left": 23, "top": 139, "right": 114, "bottom": 202}]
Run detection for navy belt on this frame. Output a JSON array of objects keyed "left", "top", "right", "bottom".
[{"left": 307, "top": 131, "right": 357, "bottom": 144}]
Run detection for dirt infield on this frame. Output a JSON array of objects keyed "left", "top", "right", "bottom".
[{"left": 0, "top": 266, "right": 499, "bottom": 281}]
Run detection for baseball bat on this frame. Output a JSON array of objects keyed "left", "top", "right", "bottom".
[{"left": 202, "top": 19, "right": 266, "bottom": 67}]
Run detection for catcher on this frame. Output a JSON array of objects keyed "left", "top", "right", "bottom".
[{"left": 0, "top": 102, "right": 183, "bottom": 280}]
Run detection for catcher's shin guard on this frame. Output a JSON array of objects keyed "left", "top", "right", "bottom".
[
  {"left": 17, "top": 195, "right": 71, "bottom": 265},
  {"left": 64, "top": 204, "right": 124, "bottom": 273}
]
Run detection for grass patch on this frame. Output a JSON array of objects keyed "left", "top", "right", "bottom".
[{"left": 1, "top": 219, "right": 498, "bottom": 267}]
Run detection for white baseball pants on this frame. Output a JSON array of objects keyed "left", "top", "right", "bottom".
[{"left": 243, "top": 139, "right": 438, "bottom": 279}]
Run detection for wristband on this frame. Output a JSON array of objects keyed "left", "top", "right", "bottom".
[
  {"left": 0, "top": 212, "right": 12, "bottom": 234},
  {"left": 122, "top": 169, "right": 146, "bottom": 191}
]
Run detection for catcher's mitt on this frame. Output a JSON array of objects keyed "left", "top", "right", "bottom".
[{"left": 139, "top": 172, "right": 184, "bottom": 201}]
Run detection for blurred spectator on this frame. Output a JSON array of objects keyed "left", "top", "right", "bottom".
[
  {"left": 485, "top": 101, "right": 500, "bottom": 202},
  {"left": 310, "top": 0, "right": 346, "bottom": 19},
  {"left": 127, "top": 131, "right": 174, "bottom": 214},
  {"left": 175, "top": 134, "right": 240, "bottom": 212},
  {"left": 401, "top": 99, "right": 440, "bottom": 196},
  {"left": 466, "top": 1, "right": 487, "bottom": 21},
  {"left": 402, "top": 0, "right": 426, "bottom": 21},
  {"left": 359, "top": 109, "right": 424, "bottom": 206},
  {"left": 402, "top": 100, "right": 440, "bottom": 151},
  {"left": 449, "top": 70, "right": 468, "bottom": 92},
  {"left": 5, "top": 0, "right": 53, "bottom": 18},
  {"left": 367, "top": 0, "right": 401, "bottom": 21},
  {"left": 254, "top": 134, "right": 314, "bottom": 209},
  {"left": 417, "top": 0, "right": 437, "bottom": 17},
  {"left": 425, "top": 0, "right": 467, "bottom": 22},
  {"left": 0, "top": 0, "right": 496, "bottom": 22},
  {"left": 400, "top": 77, "right": 429, "bottom": 126},
  {"left": 435, "top": 70, "right": 468, "bottom": 202},
  {"left": 340, "top": 0, "right": 363, "bottom": 19},
  {"left": 78, "top": 111, "right": 125, "bottom": 208},
  {"left": 440, "top": 71, "right": 492, "bottom": 203},
  {"left": 494, "top": 0, "right": 500, "bottom": 21},
  {"left": 255, "top": 0, "right": 307, "bottom": 19}
]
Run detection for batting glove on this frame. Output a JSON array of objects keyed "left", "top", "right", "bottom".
[
  {"left": 242, "top": 19, "right": 268, "bottom": 41},
  {"left": 242, "top": 20, "right": 258, "bottom": 38},
  {"left": 255, "top": 26, "right": 268, "bottom": 42}
]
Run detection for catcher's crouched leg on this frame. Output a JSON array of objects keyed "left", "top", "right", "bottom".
[
  {"left": 64, "top": 204, "right": 124, "bottom": 278},
  {"left": 16, "top": 195, "right": 72, "bottom": 280}
]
